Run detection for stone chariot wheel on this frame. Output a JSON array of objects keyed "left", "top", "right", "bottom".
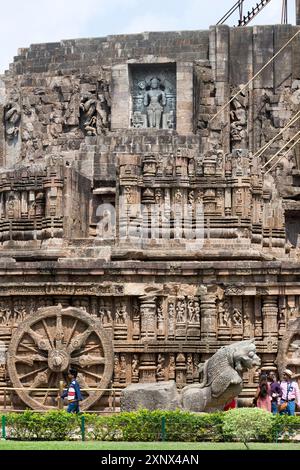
[{"left": 7, "top": 305, "right": 113, "bottom": 410}]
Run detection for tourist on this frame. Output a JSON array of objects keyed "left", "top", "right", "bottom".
[
  {"left": 268, "top": 370, "right": 282, "bottom": 414},
  {"left": 279, "top": 369, "right": 300, "bottom": 416},
  {"left": 61, "top": 368, "right": 82, "bottom": 413},
  {"left": 253, "top": 373, "right": 271, "bottom": 411}
]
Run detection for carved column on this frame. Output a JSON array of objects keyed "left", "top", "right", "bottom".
[
  {"left": 20, "top": 191, "right": 28, "bottom": 218},
  {"left": 175, "top": 353, "right": 186, "bottom": 387},
  {"left": 140, "top": 295, "right": 156, "bottom": 340},
  {"left": 139, "top": 353, "right": 156, "bottom": 383},
  {"left": 200, "top": 292, "right": 217, "bottom": 339},
  {"left": 224, "top": 187, "right": 231, "bottom": 217},
  {"left": 262, "top": 295, "right": 279, "bottom": 368},
  {"left": 262, "top": 296, "right": 278, "bottom": 339}
]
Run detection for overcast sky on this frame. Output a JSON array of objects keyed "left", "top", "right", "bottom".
[{"left": 0, "top": 0, "right": 296, "bottom": 73}]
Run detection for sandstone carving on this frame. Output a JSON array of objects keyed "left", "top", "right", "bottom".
[
  {"left": 0, "top": 23, "right": 299, "bottom": 412},
  {"left": 121, "top": 340, "right": 260, "bottom": 412},
  {"left": 7, "top": 305, "right": 113, "bottom": 410},
  {"left": 181, "top": 339, "right": 260, "bottom": 412},
  {"left": 4, "top": 92, "right": 21, "bottom": 141}
]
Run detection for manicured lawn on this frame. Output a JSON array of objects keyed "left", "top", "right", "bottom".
[{"left": 0, "top": 441, "right": 299, "bottom": 450}]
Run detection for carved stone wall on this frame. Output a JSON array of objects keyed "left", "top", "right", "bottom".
[{"left": 1, "top": 25, "right": 300, "bottom": 410}]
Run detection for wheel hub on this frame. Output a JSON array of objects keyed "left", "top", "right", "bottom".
[{"left": 48, "top": 349, "right": 69, "bottom": 372}]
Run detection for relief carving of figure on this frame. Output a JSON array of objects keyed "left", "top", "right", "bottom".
[
  {"left": 230, "top": 89, "right": 247, "bottom": 149},
  {"left": 168, "top": 302, "right": 175, "bottom": 335},
  {"left": 187, "top": 299, "right": 195, "bottom": 322},
  {"left": 115, "top": 305, "right": 127, "bottom": 325},
  {"left": 231, "top": 308, "right": 243, "bottom": 326},
  {"left": 96, "top": 80, "right": 111, "bottom": 134},
  {"left": 101, "top": 308, "right": 113, "bottom": 325},
  {"left": 132, "top": 354, "right": 139, "bottom": 380},
  {"left": 156, "top": 353, "right": 165, "bottom": 380},
  {"left": 143, "top": 77, "right": 166, "bottom": 129},
  {"left": 176, "top": 298, "right": 186, "bottom": 323},
  {"left": 0, "top": 306, "right": 11, "bottom": 326},
  {"left": 120, "top": 354, "right": 127, "bottom": 382},
  {"left": 4, "top": 94, "right": 21, "bottom": 141},
  {"left": 194, "top": 299, "right": 200, "bottom": 323},
  {"left": 80, "top": 93, "right": 97, "bottom": 136},
  {"left": 114, "top": 354, "right": 120, "bottom": 382},
  {"left": 64, "top": 83, "right": 80, "bottom": 126}
]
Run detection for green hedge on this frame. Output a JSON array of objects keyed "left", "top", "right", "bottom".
[{"left": 1, "top": 408, "right": 300, "bottom": 442}]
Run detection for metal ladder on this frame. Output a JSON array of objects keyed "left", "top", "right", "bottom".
[{"left": 217, "top": 0, "right": 273, "bottom": 27}]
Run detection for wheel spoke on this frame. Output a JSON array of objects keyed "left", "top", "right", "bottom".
[
  {"left": 66, "top": 319, "right": 78, "bottom": 347},
  {"left": 71, "top": 355, "right": 105, "bottom": 367},
  {"left": 76, "top": 366, "right": 103, "bottom": 381},
  {"left": 25, "top": 327, "right": 51, "bottom": 351},
  {"left": 42, "top": 319, "right": 54, "bottom": 349},
  {"left": 67, "top": 326, "right": 94, "bottom": 353},
  {"left": 18, "top": 343, "right": 40, "bottom": 355},
  {"left": 55, "top": 313, "right": 64, "bottom": 346},
  {"left": 20, "top": 366, "right": 48, "bottom": 381},
  {"left": 42, "top": 372, "right": 53, "bottom": 405},
  {"left": 15, "top": 354, "right": 47, "bottom": 366},
  {"left": 72, "top": 344, "right": 102, "bottom": 357}
]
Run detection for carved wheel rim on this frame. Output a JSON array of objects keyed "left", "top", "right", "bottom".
[{"left": 7, "top": 305, "right": 113, "bottom": 410}]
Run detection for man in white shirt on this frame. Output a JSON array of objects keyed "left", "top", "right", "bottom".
[{"left": 280, "top": 369, "right": 300, "bottom": 416}]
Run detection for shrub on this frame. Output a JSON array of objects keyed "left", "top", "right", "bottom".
[
  {"left": 5, "top": 410, "right": 79, "bottom": 441},
  {"left": 84, "top": 409, "right": 225, "bottom": 442},
  {"left": 2, "top": 408, "right": 300, "bottom": 443},
  {"left": 223, "top": 408, "right": 274, "bottom": 448},
  {"left": 272, "top": 414, "right": 300, "bottom": 442}
]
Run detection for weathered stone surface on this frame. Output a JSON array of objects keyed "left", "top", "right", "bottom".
[
  {"left": 181, "top": 339, "right": 260, "bottom": 412},
  {"left": 0, "top": 23, "right": 300, "bottom": 411},
  {"left": 120, "top": 381, "right": 180, "bottom": 411}
]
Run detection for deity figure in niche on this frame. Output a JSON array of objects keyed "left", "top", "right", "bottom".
[{"left": 143, "top": 77, "right": 166, "bottom": 129}]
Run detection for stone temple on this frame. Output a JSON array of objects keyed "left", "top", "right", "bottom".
[{"left": 1, "top": 16, "right": 300, "bottom": 410}]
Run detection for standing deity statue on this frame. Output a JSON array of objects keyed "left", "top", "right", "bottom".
[{"left": 143, "top": 77, "right": 166, "bottom": 129}]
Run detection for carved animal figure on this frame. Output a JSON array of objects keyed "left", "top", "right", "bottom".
[{"left": 181, "top": 339, "right": 261, "bottom": 412}]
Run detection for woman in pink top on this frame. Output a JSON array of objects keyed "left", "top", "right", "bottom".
[{"left": 254, "top": 374, "right": 271, "bottom": 412}]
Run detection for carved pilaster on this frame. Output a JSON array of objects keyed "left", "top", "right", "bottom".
[
  {"left": 262, "top": 296, "right": 278, "bottom": 338},
  {"left": 201, "top": 292, "right": 217, "bottom": 339},
  {"left": 132, "top": 300, "right": 140, "bottom": 340},
  {"left": 139, "top": 353, "right": 156, "bottom": 383},
  {"left": 140, "top": 295, "right": 156, "bottom": 340},
  {"left": 175, "top": 352, "right": 186, "bottom": 387},
  {"left": 157, "top": 298, "right": 165, "bottom": 340}
]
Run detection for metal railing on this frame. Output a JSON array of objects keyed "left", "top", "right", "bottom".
[{"left": 1, "top": 386, "right": 123, "bottom": 413}]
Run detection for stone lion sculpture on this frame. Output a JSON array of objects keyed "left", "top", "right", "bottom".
[
  {"left": 121, "top": 339, "right": 261, "bottom": 413},
  {"left": 181, "top": 339, "right": 261, "bottom": 412}
]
